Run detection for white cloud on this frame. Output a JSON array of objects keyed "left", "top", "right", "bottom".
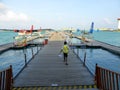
[
  {"left": 0, "top": 3, "right": 8, "bottom": 13},
  {"left": 0, "top": 3, "right": 29, "bottom": 22},
  {"left": 0, "top": 3, "right": 6, "bottom": 8},
  {"left": 0, "top": 10, "right": 28, "bottom": 21}
]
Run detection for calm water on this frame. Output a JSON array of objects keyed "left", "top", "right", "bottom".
[
  {"left": 0, "top": 30, "right": 45, "bottom": 45},
  {"left": 93, "top": 31, "right": 120, "bottom": 47},
  {"left": 0, "top": 31, "right": 44, "bottom": 77},
  {"left": 0, "top": 31, "right": 17, "bottom": 45},
  {"left": 0, "top": 30, "right": 120, "bottom": 46},
  {"left": 73, "top": 48, "right": 120, "bottom": 75},
  {"left": 0, "top": 46, "right": 41, "bottom": 77},
  {"left": 71, "top": 38, "right": 120, "bottom": 75},
  {"left": 73, "top": 30, "right": 120, "bottom": 47}
]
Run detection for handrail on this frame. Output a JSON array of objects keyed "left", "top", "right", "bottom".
[
  {"left": 72, "top": 45, "right": 87, "bottom": 66},
  {"left": 0, "top": 65, "right": 13, "bottom": 90},
  {"left": 95, "top": 64, "right": 120, "bottom": 90}
]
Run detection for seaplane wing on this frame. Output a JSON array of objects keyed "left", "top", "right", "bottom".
[{"left": 14, "top": 25, "right": 34, "bottom": 35}]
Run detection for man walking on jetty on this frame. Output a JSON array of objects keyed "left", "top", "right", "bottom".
[{"left": 60, "top": 41, "right": 69, "bottom": 65}]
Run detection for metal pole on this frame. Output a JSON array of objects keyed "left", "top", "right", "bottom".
[
  {"left": 31, "top": 47, "right": 34, "bottom": 58},
  {"left": 37, "top": 45, "right": 38, "bottom": 53},
  {"left": 83, "top": 51, "right": 86, "bottom": 66},
  {"left": 23, "top": 48, "right": 27, "bottom": 66},
  {"left": 77, "top": 48, "right": 79, "bottom": 58},
  {"left": 24, "top": 54, "right": 27, "bottom": 66}
]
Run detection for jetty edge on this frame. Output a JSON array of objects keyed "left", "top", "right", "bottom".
[{"left": 71, "top": 35, "right": 120, "bottom": 56}]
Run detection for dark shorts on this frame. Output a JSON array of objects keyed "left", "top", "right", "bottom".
[{"left": 64, "top": 53, "right": 68, "bottom": 57}]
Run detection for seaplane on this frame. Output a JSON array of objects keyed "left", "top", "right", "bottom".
[
  {"left": 81, "top": 22, "right": 94, "bottom": 42},
  {"left": 81, "top": 22, "right": 94, "bottom": 35},
  {"left": 13, "top": 25, "right": 41, "bottom": 47}
]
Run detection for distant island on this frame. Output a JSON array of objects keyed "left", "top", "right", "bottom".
[
  {"left": 0, "top": 29, "right": 55, "bottom": 32},
  {"left": 0, "top": 29, "right": 14, "bottom": 31},
  {"left": 96, "top": 28, "right": 120, "bottom": 32}
]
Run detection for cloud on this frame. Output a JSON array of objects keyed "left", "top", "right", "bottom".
[
  {"left": 0, "top": 3, "right": 29, "bottom": 22},
  {"left": 0, "top": 10, "right": 29, "bottom": 21},
  {"left": 0, "top": 3, "right": 8, "bottom": 13}
]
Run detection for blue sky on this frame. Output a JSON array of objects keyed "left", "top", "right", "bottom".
[{"left": 0, "top": 0, "right": 120, "bottom": 30}]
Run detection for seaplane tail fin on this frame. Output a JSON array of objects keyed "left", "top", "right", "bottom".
[
  {"left": 14, "top": 29, "right": 17, "bottom": 32},
  {"left": 89, "top": 22, "right": 94, "bottom": 34},
  {"left": 14, "top": 29, "right": 18, "bottom": 32}
]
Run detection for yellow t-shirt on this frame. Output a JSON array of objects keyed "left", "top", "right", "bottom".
[{"left": 63, "top": 45, "right": 69, "bottom": 53}]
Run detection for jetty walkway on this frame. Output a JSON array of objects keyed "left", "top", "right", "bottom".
[
  {"left": 89, "top": 40, "right": 120, "bottom": 55},
  {"left": 0, "top": 43, "right": 13, "bottom": 54},
  {"left": 73, "top": 36, "right": 120, "bottom": 55},
  {"left": 13, "top": 32, "right": 98, "bottom": 90}
]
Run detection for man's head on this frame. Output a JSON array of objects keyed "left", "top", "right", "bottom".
[{"left": 64, "top": 41, "right": 67, "bottom": 45}]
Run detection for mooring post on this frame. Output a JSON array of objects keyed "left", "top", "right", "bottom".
[
  {"left": 23, "top": 48, "right": 27, "bottom": 66},
  {"left": 10, "top": 65, "right": 13, "bottom": 84},
  {"left": 37, "top": 45, "right": 38, "bottom": 53},
  {"left": 83, "top": 51, "right": 86, "bottom": 66},
  {"left": 77, "top": 48, "right": 79, "bottom": 58},
  {"left": 31, "top": 47, "right": 34, "bottom": 58},
  {"left": 24, "top": 53, "right": 27, "bottom": 66}
]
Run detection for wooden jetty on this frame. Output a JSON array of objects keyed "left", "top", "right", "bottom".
[
  {"left": 13, "top": 32, "right": 98, "bottom": 90},
  {"left": 71, "top": 36, "right": 120, "bottom": 55},
  {"left": 90, "top": 40, "right": 120, "bottom": 55},
  {"left": 0, "top": 43, "right": 13, "bottom": 54}
]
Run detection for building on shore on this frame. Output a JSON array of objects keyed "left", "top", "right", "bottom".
[{"left": 118, "top": 18, "right": 120, "bottom": 30}]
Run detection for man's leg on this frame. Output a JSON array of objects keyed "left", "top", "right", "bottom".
[
  {"left": 63, "top": 53, "right": 65, "bottom": 62},
  {"left": 65, "top": 54, "right": 68, "bottom": 65}
]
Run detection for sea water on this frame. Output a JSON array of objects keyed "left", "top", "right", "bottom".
[
  {"left": 0, "top": 31, "right": 17, "bottom": 45},
  {"left": 72, "top": 36, "right": 120, "bottom": 75},
  {"left": 72, "top": 30, "right": 120, "bottom": 47},
  {"left": 0, "top": 30, "right": 46, "bottom": 45},
  {"left": 93, "top": 31, "right": 120, "bottom": 47},
  {"left": 0, "top": 30, "right": 120, "bottom": 46},
  {"left": 0, "top": 30, "right": 43, "bottom": 77},
  {"left": 73, "top": 48, "right": 120, "bottom": 75},
  {"left": 0, "top": 46, "right": 41, "bottom": 77}
]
